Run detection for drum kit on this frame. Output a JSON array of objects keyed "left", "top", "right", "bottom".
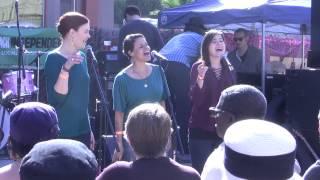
[{"left": 0, "top": 52, "right": 43, "bottom": 151}]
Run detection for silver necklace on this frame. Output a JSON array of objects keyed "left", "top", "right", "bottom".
[{"left": 131, "top": 67, "right": 148, "bottom": 88}]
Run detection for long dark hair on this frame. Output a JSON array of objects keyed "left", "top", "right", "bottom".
[{"left": 200, "top": 29, "right": 225, "bottom": 67}]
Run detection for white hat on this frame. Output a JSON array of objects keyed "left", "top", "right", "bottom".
[{"left": 219, "top": 119, "right": 301, "bottom": 179}]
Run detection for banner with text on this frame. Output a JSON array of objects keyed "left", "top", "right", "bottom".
[{"left": 0, "top": 27, "right": 60, "bottom": 69}]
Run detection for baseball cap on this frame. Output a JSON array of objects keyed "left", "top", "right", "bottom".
[{"left": 10, "top": 102, "right": 59, "bottom": 145}]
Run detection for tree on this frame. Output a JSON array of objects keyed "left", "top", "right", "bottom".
[{"left": 161, "top": 0, "right": 193, "bottom": 8}]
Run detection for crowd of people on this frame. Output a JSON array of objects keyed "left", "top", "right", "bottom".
[{"left": 0, "top": 4, "right": 319, "bottom": 180}]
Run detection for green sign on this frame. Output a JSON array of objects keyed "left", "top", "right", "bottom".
[{"left": 0, "top": 27, "right": 60, "bottom": 69}]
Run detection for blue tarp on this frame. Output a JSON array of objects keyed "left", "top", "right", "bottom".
[{"left": 159, "top": 0, "right": 311, "bottom": 29}]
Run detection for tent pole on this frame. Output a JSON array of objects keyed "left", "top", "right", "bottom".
[
  {"left": 302, "top": 34, "right": 305, "bottom": 68},
  {"left": 261, "top": 23, "right": 266, "bottom": 94}
]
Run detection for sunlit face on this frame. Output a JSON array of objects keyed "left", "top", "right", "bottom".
[
  {"left": 211, "top": 107, "right": 235, "bottom": 138},
  {"left": 129, "top": 37, "right": 151, "bottom": 62},
  {"left": 208, "top": 34, "right": 226, "bottom": 59},
  {"left": 70, "top": 22, "right": 91, "bottom": 50},
  {"left": 234, "top": 31, "right": 249, "bottom": 49}
]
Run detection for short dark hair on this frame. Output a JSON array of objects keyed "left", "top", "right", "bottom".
[
  {"left": 125, "top": 103, "right": 172, "bottom": 158},
  {"left": 8, "top": 137, "right": 33, "bottom": 158},
  {"left": 123, "top": 5, "right": 141, "bottom": 19},
  {"left": 234, "top": 28, "right": 249, "bottom": 37},
  {"left": 56, "top": 12, "right": 89, "bottom": 38},
  {"left": 217, "top": 84, "right": 267, "bottom": 121},
  {"left": 122, "top": 33, "right": 144, "bottom": 59},
  {"left": 184, "top": 16, "right": 207, "bottom": 35},
  {"left": 201, "top": 29, "right": 225, "bottom": 66}
]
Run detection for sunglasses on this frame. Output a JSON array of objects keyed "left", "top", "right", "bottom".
[
  {"left": 209, "top": 107, "right": 235, "bottom": 120},
  {"left": 233, "top": 37, "right": 244, "bottom": 42}
]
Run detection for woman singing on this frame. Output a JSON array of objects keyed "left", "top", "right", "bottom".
[
  {"left": 44, "top": 12, "right": 94, "bottom": 149},
  {"left": 189, "top": 29, "right": 236, "bottom": 173},
  {"left": 112, "top": 33, "right": 170, "bottom": 161}
]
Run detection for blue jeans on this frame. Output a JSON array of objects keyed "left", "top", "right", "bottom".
[{"left": 189, "top": 137, "right": 222, "bottom": 173}]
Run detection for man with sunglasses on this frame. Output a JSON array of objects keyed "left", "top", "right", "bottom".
[
  {"left": 201, "top": 84, "right": 267, "bottom": 179},
  {"left": 227, "top": 28, "right": 262, "bottom": 75}
]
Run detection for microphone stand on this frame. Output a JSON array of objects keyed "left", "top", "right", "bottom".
[
  {"left": 156, "top": 58, "right": 185, "bottom": 156},
  {"left": 28, "top": 51, "right": 47, "bottom": 101},
  {"left": 86, "top": 49, "right": 119, "bottom": 170},
  {"left": 15, "top": 0, "right": 25, "bottom": 104}
]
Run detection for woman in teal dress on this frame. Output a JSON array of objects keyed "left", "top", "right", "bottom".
[
  {"left": 112, "top": 33, "right": 170, "bottom": 161},
  {"left": 44, "top": 12, "right": 94, "bottom": 149}
]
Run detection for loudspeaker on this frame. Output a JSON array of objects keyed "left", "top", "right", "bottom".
[
  {"left": 96, "top": 51, "right": 122, "bottom": 74},
  {"left": 286, "top": 69, "right": 320, "bottom": 155},
  {"left": 307, "top": 50, "right": 320, "bottom": 68}
]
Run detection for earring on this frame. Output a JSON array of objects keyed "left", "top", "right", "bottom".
[{"left": 71, "top": 36, "right": 75, "bottom": 48}]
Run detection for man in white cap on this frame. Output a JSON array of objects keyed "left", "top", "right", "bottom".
[
  {"left": 201, "top": 84, "right": 267, "bottom": 178},
  {"left": 205, "top": 119, "right": 301, "bottom": 179}
]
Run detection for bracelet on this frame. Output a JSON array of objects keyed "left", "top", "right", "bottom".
[
  {"left": 115, "top": 131, "right": 124, "bottom": 136},
  {"left": 59, "top": 72, "right": 69, "bottom": 80},
  {"left": 197, "top": 75, "right": 204, "bottom": 80},
  {"left": 62, "top": 64, "right": 70, "bottom": 72}
]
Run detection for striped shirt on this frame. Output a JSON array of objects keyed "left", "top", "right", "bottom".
[{"left": 160, "top": 32, "right": 203, "bottom": 68}]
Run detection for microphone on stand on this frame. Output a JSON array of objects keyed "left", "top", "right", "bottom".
[
  {"left": 85, "top": 45, "right": 98, "bottom": 63},
  {"left": 151, "top": 50, "right": 168, "bottom": 61}
]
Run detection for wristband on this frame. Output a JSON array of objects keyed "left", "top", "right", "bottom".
[
  {"left": 62, "top": 64, "right": 70, "bottom": 72},
  {"left": 59, "top": 73, "right": 69, "bottom": 80},
  {"left": 115, "top": 131, "right": 124, "bottom": 136}
]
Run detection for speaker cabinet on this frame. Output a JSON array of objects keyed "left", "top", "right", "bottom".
[
  {"left": 286, "top": 69, "right": 320, "bottom": 154},
  {"left": 307, "top": 50, "right": 320, "bottom": 68}
]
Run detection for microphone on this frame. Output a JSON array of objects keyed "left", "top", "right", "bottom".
[
  {"left": 85, "top": 45, "right": 98, "bottom": 62},
  {"left": 151, "top": 50, "right": 168, "bottom": 61}
]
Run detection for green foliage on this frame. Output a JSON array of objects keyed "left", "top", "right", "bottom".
[
  {"left": 161, "top": 0, "right": 193, "bottom": 8},
  {"left": 114, "top": 0, "right": 127, "bottom": 25}
]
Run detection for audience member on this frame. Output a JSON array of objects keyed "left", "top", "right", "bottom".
[
  {"left": 227, "top": 28, "right": 262, "bottom": 74},
  {"left": 158, "top": 16, "right": 206, "bottom": 154},
  {"left": 20, "top": 139, "right": 98, "bottom": 180},
  {"left": 0, "top": 102, "right": 59, "bottom": 180},
  {"left": 204, "top": 119, "right": 301, "bottom": 179},
  {"left": 211, "top": 84, "right": 267, "bottom": 138},
  {"left": 96, "top": 103, "right": 200, "bottom": 180},
  {"left": 201, "top": 84, "right": 267, "bottom": 178},
  {"left": 117, "top": 5, "right": 164, "bottom": 68},
  {"left": 188, "top": 29, "right": 236, "bottom": 173}
]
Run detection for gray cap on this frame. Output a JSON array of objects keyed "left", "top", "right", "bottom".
[{"left": 20, "top": 139, "right": 98, "bottom": 180}]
